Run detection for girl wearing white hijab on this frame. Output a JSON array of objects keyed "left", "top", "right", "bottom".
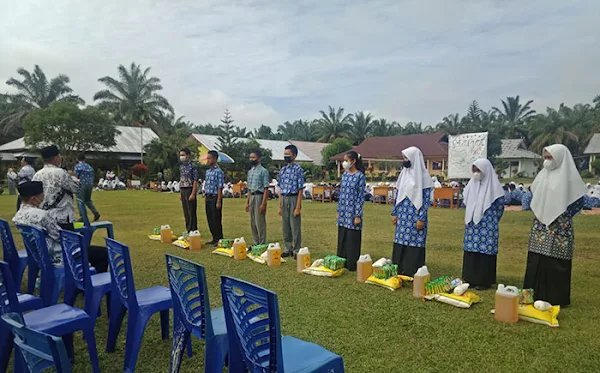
[
  {"left": 524, "top": 144, "right": 586, "bottom": 306},
  {"left": 461, "top": 159, "right": 505, "bottom": 290},
  {"left": 391, "top": 147, "right": 434, "bottom": 276}
]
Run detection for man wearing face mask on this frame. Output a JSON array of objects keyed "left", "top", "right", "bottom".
[
  {"left": 179, "top": 147, "right": 199, "bottom": 233},
  {"left": 13, "top": 181, "right": 65, "bottom": 267},
  {"left": 32, "top": 145, "right": 80, "bottom": 230},
  {"left": 246, "top": 149, "right": 270, "bottom": 245},
  {"left": 278, "top": 145, "right": 304, "bottom": 257}
]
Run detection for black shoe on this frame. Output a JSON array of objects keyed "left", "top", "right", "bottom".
[
  {"left": 281, "top": 251, "right": 292, "bottom": 258},
  {"left": 475, "top": 285, "right": 490, "bottom": 291},
  {"left": 93, "top": 214, "right": 101, "bottom": 222},
  {"left": 206, "top": 240, "right": 217, "bottom": 246}
]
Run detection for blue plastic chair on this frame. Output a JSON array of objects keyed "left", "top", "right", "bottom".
[
  {"left": 220, "top": 276, "right": 345, "bottom": 373},
  {"left": 1, "top": 313, "right": 73, "bottom": 373},
  {"left": 0, "top": 219, "right": 28, "bottom": 290},
  {"left": 16, "top": 225, "right": 65, "bottom": 307},
  {"left": 60, "top": 230, "right": 112, "bottom": 327},
  {"left": 0, "top": 261, "right": 44, "bottom": 373},
  {"left": 0, "top": 261, "right": 100, "bottom": 373},
  {"left": 165, "top": 255, "right": 227, "bottom": 373},
  {"left": 77, "top": 198, "right": 114, "bottom": 246},
  {"left": 105, "top": 238, "right": 172, "bottom": 373}
]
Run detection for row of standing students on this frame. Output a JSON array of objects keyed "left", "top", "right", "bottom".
[{"left": 335, "top": 144, "right": 586, "bottom": 307}]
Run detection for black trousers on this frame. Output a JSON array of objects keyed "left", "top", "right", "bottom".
[
  {"left": 180, "top": 187, "right": 198, "bottom": 232},
  {"left": 59, "top": 222, "right": 108, "bottom": 273},
  {"left": 336, "top": 226, "right": 362, "bottom": 271},
  {"left": 205, "top": 195, "right": 223, "bottom": 241}
]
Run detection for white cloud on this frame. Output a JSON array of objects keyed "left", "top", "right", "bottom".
[{"left": 0, "top": 0, "right": 599, "bottom": 130}]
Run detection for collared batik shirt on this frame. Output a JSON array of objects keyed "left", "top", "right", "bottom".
[
  {"left": 247, "top": 165, "right": 270, "bottom": 193},
  {"left": 391, "top": 188, "right": 432, "bottom": 248},
  {"left": 337, "top": 171, "right": 366, "bottom": 230},
  {"left": 13, "top": 204, "right": 63, "bottom": 267},
  {"left": 18, "top": 165, "right": 35, "bottom": 184},
  {"left": 73, "top": 161, "right": 95, "bottom": 186},
  {"left": 179, "top": 162, "right": 199, "bottom": 188},
  {"left": 278, "top": 163, "right": 304, "bottom": 195},
  {"left": 463, "top": 197, "right": 505, "bottom": 255},
  {"left": 521, "top": 192, "right": 533, "bottom": 211},
  {"left": 33, "top": 165, "right": 79, "bottom": 224},
  {"left": 204, "top": 166, "right": 224, "bottom": 195},
  {"left": 528, "top": 197, "right": 584, "bottom": 260}
]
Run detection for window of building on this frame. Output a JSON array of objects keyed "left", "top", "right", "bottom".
[{"left": 432, "top": 161, "right": 443, "bottom": 170}]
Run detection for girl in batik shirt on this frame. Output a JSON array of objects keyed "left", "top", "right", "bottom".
[
  {"left": 336, "top": 151, "right": 366, "bottom": 271},
  {"left": 391, "top": 147, "right": 433, "bottom": 276},
  {"left": 462, "top": 159, "right": 505, "bottom": 290},
  {"left": 524, "top": 144, "right": 586, "bottom": 306}
]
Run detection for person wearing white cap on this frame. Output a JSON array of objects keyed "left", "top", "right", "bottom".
[
  {"left": 461, "top": 159, "right": 505, "bottom": 290},
  {"left": 524, "top": 144, "right": 586, "bottom": 306},
  {"left": 391, "top": 146, "right": 433, "bottom": 276}
]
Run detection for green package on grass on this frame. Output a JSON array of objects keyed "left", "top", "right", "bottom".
[
  {"left": 218, "top": 239, "right": 236, "bottom": 248},
  {"left": 323, "top": 255, "right": 346, "bottom": 271},
  {"left": 250, "top": 244, "right": 269, "bottom": 256}
]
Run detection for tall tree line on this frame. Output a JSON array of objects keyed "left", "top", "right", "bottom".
[{"left": 2, "top": 64, "right": 600, "bottom": 159}]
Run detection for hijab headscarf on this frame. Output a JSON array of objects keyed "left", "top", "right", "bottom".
[
  {"left": 395, "top": 146, "right": 433, "bottom": 209},
  {"left": 531, "top": 144, "right": 586, "bottom": 226},
  {"left": 463, "top": 159, "right": 505, "bottom": 224},
  {"left": 431, "top": 176, "right": 442, "bottom": 188}
]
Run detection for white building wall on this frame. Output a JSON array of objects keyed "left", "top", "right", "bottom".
[{"left": 501, "top": 158, "right": 539, "bottom": 178}]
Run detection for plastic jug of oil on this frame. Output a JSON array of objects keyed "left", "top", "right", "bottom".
[
  {"left": 160, "top": 225, "right": 173, "bottom": 243},
  {"left": 233, "top": 237, "right": 247, "bottom": 260},
  {"left": 494, "top": 284, "right": 519, "bottom": 323},
  {"left": 296, "top": 247, "right": 311, "bottom": 273},
  {"left": 412, "top": 265, "right": 431, "bottom": 298},
  {"left": 187, "top": 230, "right": 202, "bottom": 250},
  {"left": 356, "top": 254, "right": 373, "bottom": 282},
  {"left": 267, "top": 242, "right": 282, "bottom": 267}
]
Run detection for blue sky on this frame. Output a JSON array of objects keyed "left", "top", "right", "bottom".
[{"left": 1, "top": 0, "right": 599, "bottom": 130}]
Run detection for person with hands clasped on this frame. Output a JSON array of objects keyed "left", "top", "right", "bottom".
[
  {"left": 179, "top": 147, "right": 199, "bottom": 233},
  {"left": 246, "top": 149, "right": 270, "bottom": 245},
  {"left": 204, "top": 150, "right": 225, "bottom": 245},
  {"left": 391, "top": 146, "right": 433, "bottom": 276},
  {"left": 336, "top": 151, "right": 366, "bottom": 271},
  {"left": 278, "top": 145, "right": 304, "bottom": 258}
]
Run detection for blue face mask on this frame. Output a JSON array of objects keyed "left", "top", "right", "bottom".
[
  {"left": 284, "top": 156, "right": 293, "bottom": 164},
  {"left": 402, "top": 160, "right": 411, "bottom": 168}
]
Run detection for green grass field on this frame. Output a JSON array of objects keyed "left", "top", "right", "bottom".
[{"left": 1, "top": 191, "right": 599, "bottom": 372}]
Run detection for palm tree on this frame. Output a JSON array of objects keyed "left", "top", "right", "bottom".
[
  {"left": 348, "top": 111, "right": 374, "bottom": 144},
  {"left": 1, "top": 65, "right": 84, "bottom": 137},
  {"left": 529, "top": 104, "right": 579, "bottom": 154},
  {"left": 233, "top": 126, "right": 251, "bottom": 138},
  {"left": 93, "top": 62, "right": 173, "bottom": 130},
  {"left": 317, "top": 106, "right": 352, "bottom": 142},
  {"left": 252, "top": 124, "right": 275, "bottom": 140},
  {"left": 492, "top": 96, "right": 536, "bottom": 144},
  {"left": 437, "top": 113, "right": 462, "bottom": 135}
]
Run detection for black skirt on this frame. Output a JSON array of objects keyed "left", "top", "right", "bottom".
[
  {"left": 462, "top": 251, "right": 497, "bottom": 288},
  {"left": 392, "top": 243, "right": 425, "bottom": 277},
  {"left": 336, "top": 226, "right": 362, "bottom": 272},
  {"left": 524, "top": 251, "right": 572, "bottom": 306}
]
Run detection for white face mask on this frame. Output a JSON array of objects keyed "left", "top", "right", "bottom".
[
  {"left": 543, "top": 159, "right": 556, "bottom": 171},
  {"left": 342, "top": 161, "right": 351, "bottom": 170},
  {"left": 180, "top": 156, "right": 188, "bottom": 162},
  {"left": 472, "top": 172, "right": 483, "bottom": 181}
]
